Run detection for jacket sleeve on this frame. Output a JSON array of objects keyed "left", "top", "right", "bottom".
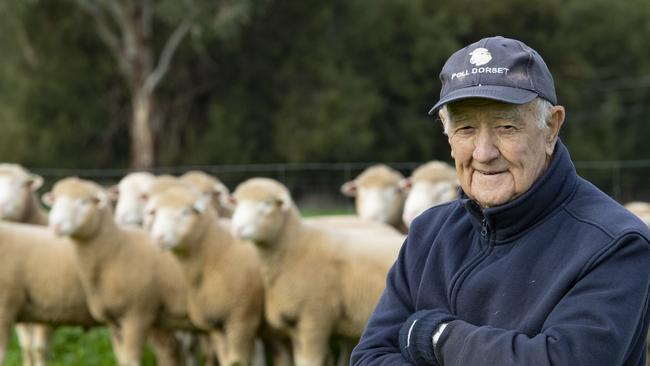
[
  {"left": 350, "top": 235, "right": 419, "bottom": 365},
  {"left": 432, "top": 233, "right": 650, "bottom": 366}
]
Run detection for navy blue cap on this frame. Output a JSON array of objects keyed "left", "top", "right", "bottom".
[{"left": 428, "top": 36, "right": 557, "bottom": 115}]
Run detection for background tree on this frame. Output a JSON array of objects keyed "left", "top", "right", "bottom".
[
  {"left": 1, "top": 0, "right": 650, "bottom": 197},
  {"left": 72, "top": 0, "right": 195, "bottom": 168}
]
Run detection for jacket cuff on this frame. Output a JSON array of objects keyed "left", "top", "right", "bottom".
[{"left": 399, "top": 310, "right": 455, "bottom": 365}]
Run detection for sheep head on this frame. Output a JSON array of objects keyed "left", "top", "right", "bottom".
[
  {"left": 401, "top": 161, "right": 459, "bottom": 228},
  {"left": 45, "top": 177, "right": 110, "bottom": 240},
  {"left": 231, "top": 178, "right": 294, "bottom": 245},
  {"left": 341, "top": 164, "right": 406, "bottom": 227},
  {"left": 144, "top": 186, "right": 210, "bottom": 254},
  {"left": 180, "top": 170, "right": 233, "bottom": 216},
  {"left": 113, "top": 172, "right": 155, "bottom": 227},
  {"left": 0, "top": 164, "right": 43, "bottom": 222}
]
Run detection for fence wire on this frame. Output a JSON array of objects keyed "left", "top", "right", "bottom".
[{"left": 28, "top": 160, "right": 650, "bottom": 210}]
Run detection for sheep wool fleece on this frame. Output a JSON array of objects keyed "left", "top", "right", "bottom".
[{"left": 351, "top": 140, "right": 650, "bottom": 366}]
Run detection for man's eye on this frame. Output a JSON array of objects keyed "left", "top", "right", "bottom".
[{"left": 498, "top": 125, "right": 517, "bottom": 131}]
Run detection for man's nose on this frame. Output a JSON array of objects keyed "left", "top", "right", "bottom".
[{"left": 472, "top": 128, "right": 500, "bottom": 163}]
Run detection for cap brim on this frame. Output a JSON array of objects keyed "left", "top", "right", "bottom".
[{"left": 427, "top": 85, "right": 538, "bottom": 115}]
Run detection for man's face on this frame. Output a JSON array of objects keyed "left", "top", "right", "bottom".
[{"left": 441, "top": 99, "right": 561, "bottom": 208}]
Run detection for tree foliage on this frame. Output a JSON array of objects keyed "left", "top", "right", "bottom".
[{"left": 1, "top": 0, "right": 650, "bottom": 169}]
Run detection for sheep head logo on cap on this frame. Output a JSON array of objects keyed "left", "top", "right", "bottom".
[{"left": 469, "top": 48, "right": 492, "bottom": 66}]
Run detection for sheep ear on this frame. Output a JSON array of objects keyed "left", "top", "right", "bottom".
[
  {"left": 340, "top": 181, "right": 357, "bottom": 197},
  {"left": 279, "top": 193, "right": 292, "bottom": 211},
  {"left": 96, "top": 191, "right": 109, "bottom": 209},
  {"left": 193, "top": 196, "right": 211, "bottom": 214},
  {"left": 41, "top": 192, "right": 54, "bottom": 207},
  {"left": 398, "top": 178, "right": 412, "bottom": 193},
  {"left": 219, "top": 192, "right": 236, "bottom": 211},
  {"left": 27, "top": 174, "right": 44, "bottom": 191},
  {"left": 107, "top": 185, "right": 120, "bottom": 202},
  {"left": 212, "top": 183, "right": 227, "bottom": 196}
]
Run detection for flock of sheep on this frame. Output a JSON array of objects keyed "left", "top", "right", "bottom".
[{"left": 0, "top": 162, "right": 459, "bottom": 366}]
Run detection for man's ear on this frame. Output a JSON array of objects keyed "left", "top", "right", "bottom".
[
  {"left": 545, "top": 105, "right": 565, "bottom": 155},
  {"left": 438, "top": 108, "right": 455, "bottom": 159}
]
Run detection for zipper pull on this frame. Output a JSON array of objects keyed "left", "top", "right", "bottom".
[{"left": 481, "top": 218, "right": 488, "bottom": 237}]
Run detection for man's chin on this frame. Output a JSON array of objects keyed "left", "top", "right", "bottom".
[{"left": 470, "top": 191, "right": 515, "bottom": 208}]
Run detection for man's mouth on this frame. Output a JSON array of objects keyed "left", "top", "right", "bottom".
[{"left": 475, "top": 169, "right": 506, "bottom": 175}]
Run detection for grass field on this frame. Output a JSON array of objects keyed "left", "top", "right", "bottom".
[{"left": 5, "top": 327, "right": 157, "bottom": 366}]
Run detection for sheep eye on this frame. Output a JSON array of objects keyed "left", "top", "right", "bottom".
[{"left": 147, "top": 209, "right": 157, "bottom": 216}]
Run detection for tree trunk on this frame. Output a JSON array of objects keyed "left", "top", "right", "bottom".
[{"left": 131, "top": 89, "right": 155, "bottom": 169}]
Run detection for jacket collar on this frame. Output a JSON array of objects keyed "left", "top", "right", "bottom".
[{"left": 459, "top": 139, "right": 578, "bottom": 243}]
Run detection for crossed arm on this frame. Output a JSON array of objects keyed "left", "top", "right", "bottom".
[{"left": 351, "top": 234, "right": 650, "bottom": 366}]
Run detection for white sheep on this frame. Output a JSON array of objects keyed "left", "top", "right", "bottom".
[
  {"left": 399, "top": 160, "right": 458, "bottom": 228},
  {"left": 0, "top": 163, "right": 53, "bottom": 366},
  {"left": 340, "top": 164, "right": 407, "bottom": 233},
  {"left": 0, "top": 220, "right": 97, "bottom": 366},
  {"left": 0, "top": 164, "right": 47, "bottom": 225},
  {"left": 144, "top": 185, "right": 267, "bottom": 366},
  {"left": 45, "top": 177, "right": 195, "bottom": 366},
  {"left": 624, "top": 201, "right": 650, "bottom": 227},
  {"left": 113, "top": 173, "right": 219, "bottom": 366},
  {"left": 180, "top": 170, "right": 234, "bottom": 218},
  {"left": 111, "top": 172, "right": 156, "bottom": 227},
  {"left": 231, "top": 178, "right": 404, "bottom": 366},
  {"left": 305, "top": 215, "right": 403, "bottom": 237}
]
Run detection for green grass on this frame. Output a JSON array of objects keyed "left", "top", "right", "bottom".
[{"left": 5, "top": 326, "right": 157, "bottom": 366}]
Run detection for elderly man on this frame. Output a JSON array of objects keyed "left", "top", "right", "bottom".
[{"left": 351, "top": 36, "right": 650, "bottom": 365}]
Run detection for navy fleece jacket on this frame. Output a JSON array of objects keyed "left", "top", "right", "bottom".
[{"left": 351, "top": 141, "right": 650, "bottom": 366}]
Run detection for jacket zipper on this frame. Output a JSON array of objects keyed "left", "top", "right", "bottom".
[{"left": 448, "top": 217, "right": 493, "bottom": 313}]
